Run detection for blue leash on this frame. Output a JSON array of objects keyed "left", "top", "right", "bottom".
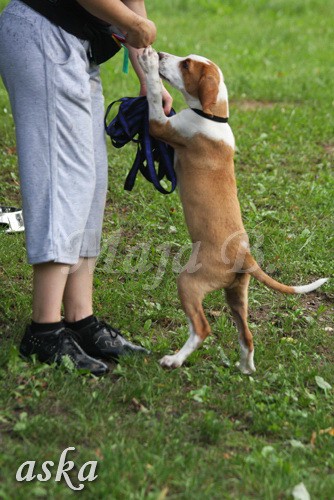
[{"left": 105, "top": 96, "right": 177, "bottom": 194}]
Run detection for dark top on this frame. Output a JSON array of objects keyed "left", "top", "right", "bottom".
[{"left": 19, "top": 0, "right": 121, "bottom": 64}]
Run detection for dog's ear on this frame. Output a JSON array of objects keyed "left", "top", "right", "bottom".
[{"left": 198, "top": 66, "right": 219, "bottom": 115}]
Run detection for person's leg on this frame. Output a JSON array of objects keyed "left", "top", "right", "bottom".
[
  {"left": 32, "top": 263, "right": 70, "bottom": 323},
  {"left": 21, "top": 258, "right": 108, "bottom": 375},
  {"left": 0, "top": 3, "right": 108, "bottom": 374},
  {"left": 63, "top": 258, "right": 96, "bottom": 322}
]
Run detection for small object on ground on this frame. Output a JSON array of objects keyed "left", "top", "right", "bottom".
[
  {"left": 0, "top": 206, "right": 24, "bottom": 233},
  {"left": 292, "top": 482, "right": 310, "bottom": 500}
]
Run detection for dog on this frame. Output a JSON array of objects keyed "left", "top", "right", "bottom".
[{"left": 138, "top": 48, "right": 328, "bottom": 374}]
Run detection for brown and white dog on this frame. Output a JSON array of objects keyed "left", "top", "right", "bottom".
[{"left": 138, "top": 48, "right": 328, "bottom": 374}]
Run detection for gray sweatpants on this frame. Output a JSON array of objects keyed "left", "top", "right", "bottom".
[{"left": 0, "top": 0, "right": 108, "bottom": 264}]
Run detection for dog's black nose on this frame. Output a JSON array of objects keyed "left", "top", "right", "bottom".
[{"left": 158, "top": 52, "right": 165, "bottom": 60}]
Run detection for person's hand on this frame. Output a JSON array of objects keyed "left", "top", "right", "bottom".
[
  {"left": 161, "top": 86, "right": 173, "bottom": 115},
  {"left": 139, "top": 83, "right": 173, "bottom": 116},
  {"left": 125, "top": 18, "right": 157, "bottom": 48}
]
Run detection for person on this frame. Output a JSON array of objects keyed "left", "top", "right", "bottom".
[{"left": 0, "top": 0, "right": 173, "bottom": 376}]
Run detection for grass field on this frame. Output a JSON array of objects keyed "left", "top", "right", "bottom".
[{"left": 0, "top": 0, "right": 333, "bottom": 498}]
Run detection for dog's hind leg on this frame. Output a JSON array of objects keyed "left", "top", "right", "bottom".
[
  {"left": 225, "top": 273, "right": 256, "bottom": 374},
  {"left": 160, "top": 272, "right": 211, "bottom": 368}
]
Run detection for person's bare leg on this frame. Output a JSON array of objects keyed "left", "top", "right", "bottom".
[
  {"left": 25, "top": 261, "right": 108, "bottom": 376},
  {"left": 62, "top": 257, "right": 149, "bottom": 358},
  {"left": 63, "top": 257, "right": 96, "bottom": 323},
  {"left": 32, "top": 262, "right": 70, "bottom": 323}
]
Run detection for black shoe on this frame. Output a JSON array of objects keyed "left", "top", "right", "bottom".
[
  {"left": 19, "top": 326, "right": 109, "bottom": 376},
  {"left": 68, "top": 317, "right": 150, "bottom": 361}
]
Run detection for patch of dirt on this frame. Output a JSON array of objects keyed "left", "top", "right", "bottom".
[
  {"left": 298, "top": 291, "right": 334, "bottom": 335},
  {"left": 299, "top": 291, "right": 333, "bottom": 313},
  {"left": 248, "top": 305, "right": 271, "bottom": 323},
  {"left": 322, "top": 143, "right": 334, "bottom": 156},
  {"left": 248, "top": 291, "right": 333, "bottom": 327},
  {"left": 3, "top": 146, "right": 17, "bottom": 156}
]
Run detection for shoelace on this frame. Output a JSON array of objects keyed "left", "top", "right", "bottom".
[{"left": 95, "top": 321, "right": 120, "bottom": 339}]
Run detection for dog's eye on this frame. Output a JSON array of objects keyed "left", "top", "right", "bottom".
[{"left": 182, "top": 60, "right": 190, "bottom": 70}]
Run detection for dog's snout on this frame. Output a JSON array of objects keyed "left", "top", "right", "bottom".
[{"left": 158, "top": 52, "right": 165, "bottom": 60}]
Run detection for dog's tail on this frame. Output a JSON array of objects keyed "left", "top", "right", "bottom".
[{"left": 243, "top": 254, "right": 328, "bottom": 294}]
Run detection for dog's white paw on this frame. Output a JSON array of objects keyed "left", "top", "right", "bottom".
[
  {"left": 160, "top": 354, "right": 183, "bottom": 369},
  {"left": 138, "top": 47, "right": 159, "bottom": 74},
  {"left": 235, "top": 361, "right": 256, "bottom": 375},
  {"left": 236, "top": 347, "right": 256, "bottom": 375}
]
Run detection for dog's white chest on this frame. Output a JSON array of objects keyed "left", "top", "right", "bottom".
[{"left": 170, "top": 110, "right": 235, "bottom": 149}]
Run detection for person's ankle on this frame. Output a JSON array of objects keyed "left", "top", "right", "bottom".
[
  {"left": 64, "top": 314, "right": 95, "bottom": 331},
  {"left": 30, "top": 320, "right": 63, "bottom": 334},
  {"left": 64, "top": 309, "right": 94, "bottom": 323}
]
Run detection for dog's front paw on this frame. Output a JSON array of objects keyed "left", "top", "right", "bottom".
[
  {"left": 160, "top": 354, "right": 183, "bottom": 369},
  {"left": 138, "top": 47, "right": 159, "bottom": 74}
]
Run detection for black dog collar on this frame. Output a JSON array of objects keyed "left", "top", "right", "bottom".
[{"left": 191, "top": 108, "right": 229, "bottom": 123}]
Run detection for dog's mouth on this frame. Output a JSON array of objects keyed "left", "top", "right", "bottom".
[{"left": 159, "top": 70, "right": 170, "bottom": 84}]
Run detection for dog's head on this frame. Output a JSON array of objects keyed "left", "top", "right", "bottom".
[{"left": 158, "top": 52, "right": 228, "bottom": 117}]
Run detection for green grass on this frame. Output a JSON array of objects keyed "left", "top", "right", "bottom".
[{"left": 0, "top": 0, "right": 333, "bottom": 498}]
